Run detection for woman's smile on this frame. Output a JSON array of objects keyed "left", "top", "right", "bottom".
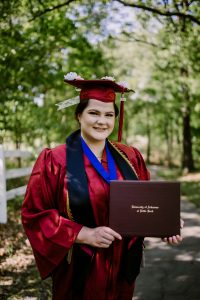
[{"left": 93, "top": 127, "right": 107, "bottom": 132}]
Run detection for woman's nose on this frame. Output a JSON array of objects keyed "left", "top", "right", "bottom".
[{"left": 96, "top": 116, "right": 106, "bottom": 124}]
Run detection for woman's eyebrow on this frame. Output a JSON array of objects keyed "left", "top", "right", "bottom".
[
  {"left": 87, "top": 109, "right": 115, "bottom": 113},
  {"left": 87, "top": 109, "right": 100, "bottom": 113}
]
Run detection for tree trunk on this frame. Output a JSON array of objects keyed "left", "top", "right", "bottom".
[
  {"left": 164, "top": 118, "right": 173, "bottom": 167},
  {"left": 182, "top": 108, "right": 194, "bottom": 171},
  {"left": 180, "top": 66, "right": 195, "bottom": 172},
  {"left": 179, "top": 3, "right": 194, "bottom": 172},
  {"left": 15, "top": 139, "right": 22, "bottom": 168}
]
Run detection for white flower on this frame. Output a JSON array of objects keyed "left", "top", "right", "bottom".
[
  {"left": 118, "top": 81, "right": 129, "bottom": 89},
  {"left": 64, "top": 72, "right": 78, "bottom": 80},
  {"left": 101, "top": 76, "right": 115, "bottom": 81},
  {"left": 64, "top": 72, "right": 84, "bottom": 80},
  {"left": 76, "top": 75, "right": 84, "bottom": 80}
]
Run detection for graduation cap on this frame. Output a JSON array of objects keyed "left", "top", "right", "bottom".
[{"left": 59, "top": 73, "right": 134, "bottom": 142}]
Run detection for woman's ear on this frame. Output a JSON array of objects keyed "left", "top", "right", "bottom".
[{"left": 77, "top": 113, "right": 81, "bottom": 123}]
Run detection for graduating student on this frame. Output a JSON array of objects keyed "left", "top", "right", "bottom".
[{"left": 21, "top": 73, "right": 182, "bottom": 300}]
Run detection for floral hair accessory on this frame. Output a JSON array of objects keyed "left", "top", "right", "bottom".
[
  {"left": 101, "top": 76, "right": 115, "bottom": 81},
  {"left": 117, "top": 81, "right": 129, "bottom": 89},
  {"left": 56, "top": 96, "right": 79, "bottom": 110},
  {"left": 76, "top": 75, "right": 84, "bottom": 80},
  {"left": 64, "top": 72, "right": 84, "bottom": 80}
]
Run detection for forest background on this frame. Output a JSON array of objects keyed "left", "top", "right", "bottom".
[{"left": 1, "top": 0, "right": 200, "bottom": 171}]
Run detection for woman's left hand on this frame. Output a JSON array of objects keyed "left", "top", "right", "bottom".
[{"left": 162, "top": 219, "right": 184, "bottom": 245}]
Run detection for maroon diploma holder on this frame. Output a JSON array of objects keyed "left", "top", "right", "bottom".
[{"left": 109, "top": 181, "right": 180, "bottom": 237}]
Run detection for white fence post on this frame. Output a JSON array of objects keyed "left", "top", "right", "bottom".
[{"left": 0, "top": 145, "right": 7, "bottom": 223}]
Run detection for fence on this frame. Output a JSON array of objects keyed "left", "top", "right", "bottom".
[{"left": 0, "top": 145, "right": 32, "bottom": 223}]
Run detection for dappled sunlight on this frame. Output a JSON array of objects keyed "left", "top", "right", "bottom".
[
  {"left": 175, "top": 275, "right": 190, "bottom": 282},
  {"left": 181, "top": 211, "right": 200, "bottom": 222},
  {"left": 175, "top": 252, "right": 197, "bottom": 262},
  {"left": 0, "top": 276, "right": 13, "bottom": 286},
  {"left": 0, "top": 247, "right": 33, "bottom": 273},
  {"left": 181, "top": 225, "right": 200, "bottom": 238},
  {"left": 179, "top": 172, "right": 200, "bottom": 182},
  {"left": 144, "top": 238, "right": 172, "bottom": 250},
  {"left": 0, "top": 199, "right": 52, "bottom": 298},
  {"left": 133, "top": 191, "right": 200, "bottom": 299}
]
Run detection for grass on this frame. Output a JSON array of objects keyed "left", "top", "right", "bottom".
[
  {"left": 156, "top": 167, "right": 182, "bottom": 180},
  {"left": 181, "top": 182, "right": 200, "bottom": 208},
  {"left": 156, "top": 166, "right": 200, "bottom": 208}
]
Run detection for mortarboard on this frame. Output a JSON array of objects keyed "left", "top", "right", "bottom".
[{"left": 60, "top": 73, "right": 134, "bottom": 142}]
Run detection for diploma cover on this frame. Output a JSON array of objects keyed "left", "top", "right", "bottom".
[{"left": 109, "top": 181, "right": 180, "bottom": 237}]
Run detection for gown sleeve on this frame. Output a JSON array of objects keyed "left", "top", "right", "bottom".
[{"left": 21, "top": 148, "right": 82, "bottom": 279}]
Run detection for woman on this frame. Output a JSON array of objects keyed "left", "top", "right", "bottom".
[{"left": 21, "top": 74, "right": 182, "bottom": 300}]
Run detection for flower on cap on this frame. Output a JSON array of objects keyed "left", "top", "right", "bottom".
[
  {"left": 101, "top": 76, "right": 115, "bottom": 81},
  {"left": 64, "top": 72, "right": 84, "bottom": 80},
  {"left": 76, "top": 75, "right": 84, "bottom": 80},
  {"left": 64, "top": 72, "right": 77, "bottom": 80},
  {"left": 118, "top": 81, "right": 129, "bottom": 89}
]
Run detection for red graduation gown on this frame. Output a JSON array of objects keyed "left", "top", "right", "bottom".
[{"left": 21, "top": 142, "right": 149, "bottom": 300}]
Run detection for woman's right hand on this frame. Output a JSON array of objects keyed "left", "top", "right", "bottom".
[{"left": 76, "top": 226, "right": 122, "bottom": 248}]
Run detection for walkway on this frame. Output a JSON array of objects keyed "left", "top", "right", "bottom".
[{"left": 133, "top": 198, "right": 200, "bottom": 300}]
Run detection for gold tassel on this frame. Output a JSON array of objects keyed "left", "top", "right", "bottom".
[{"left": 67, "top": 246, "right": 73, "bottom": 264}]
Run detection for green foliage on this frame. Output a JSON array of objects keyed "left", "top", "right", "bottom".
[
  {"left": 148, "top": 24, "right": 200, "bottom": 169},
  {"left": 0, "top": 0, "right": 199, "bottom": 170},
  {"left": 109, "top": 1, "right": 200, "bottom": 169},
  {"left": 155, "top": 166, "right": 200, "bottom": 208},
  {"left": 181, "top": 182, "right": 200, "bottom": 208},
  {"left": 0, "top": 0, "right": 112, "bottom": 147}
]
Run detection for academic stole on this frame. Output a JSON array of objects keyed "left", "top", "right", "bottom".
[{"left": 66, "top": 130, "right": 141, "bottom": 290}]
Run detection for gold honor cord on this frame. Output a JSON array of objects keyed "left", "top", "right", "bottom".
[
  {"left": 66, "top": 190, "right": 74, "bottom": 221},
  {"left": 66, "top": 190, "right": 74, "bottom": 264},
  {"left": 108, "top": 141, "right": 139, "bottom": 179}
]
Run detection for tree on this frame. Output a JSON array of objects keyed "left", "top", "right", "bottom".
[
  {"left": 115, "top": 0, "right": 200, "bottom": 26},
  {"left": 112, "top": 0, "right": 200, "bottom": 171},
  {"left": 0, "top": 0, "right": 112, "bottom": 148}
]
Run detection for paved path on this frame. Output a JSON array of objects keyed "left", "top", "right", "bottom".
[{"left": 133, "top": 198, "right": 200, "bottom": 300}]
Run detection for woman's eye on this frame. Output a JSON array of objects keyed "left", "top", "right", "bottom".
[
  {"left": 106, "top": 114, "right": 114, "bottom": 117},
  {"left": 89, "top": 111, "right": 98, "bottom": 115}
]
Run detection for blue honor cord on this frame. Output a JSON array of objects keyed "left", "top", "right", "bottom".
[{"left": 80, "top": 136, "right": 117, "bottom": 184}]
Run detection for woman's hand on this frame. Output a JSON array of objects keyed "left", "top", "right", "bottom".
[
  {"left": 76, "top": 226, "right": 122, "bottom": 248},
  {"left": 162, "top": 219, "right": 184, "bottom": 245}
]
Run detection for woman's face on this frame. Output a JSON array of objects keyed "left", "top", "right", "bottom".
[{"left": 78, "top": 99, "right": 115, "bottom": 143}]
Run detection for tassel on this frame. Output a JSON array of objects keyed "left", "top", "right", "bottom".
[
  {"left": 67, "top": 246, "right": 73, "bottom": 264},
  {"left": 118, "top": 94, "right": 126, "bottom": 142}
]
